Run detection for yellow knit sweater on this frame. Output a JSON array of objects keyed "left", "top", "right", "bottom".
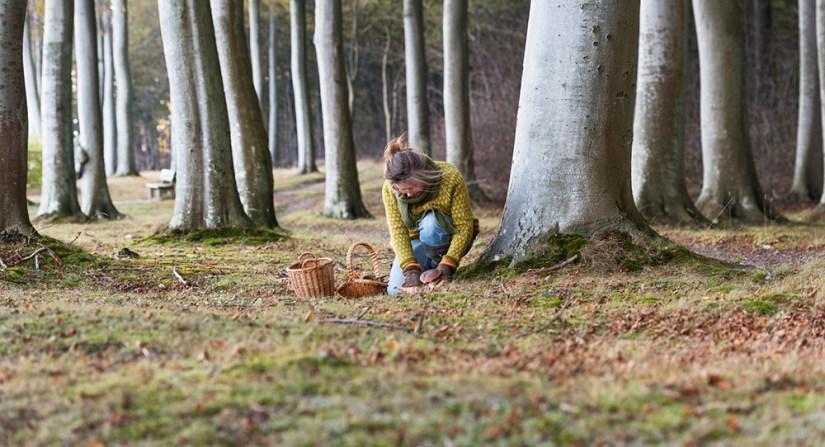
[{"left": 382, "top": 161, "right": 479, "bottom": 269}]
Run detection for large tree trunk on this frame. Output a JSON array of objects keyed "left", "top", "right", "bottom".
[
  {"left": 112, "top": 0, "right": 137, "bottom": 176},
  {"left": 753, "top": 0, "right": 772, "bottom": 81},
  {"left": 480, "top": 0, "right": 647, "bottom": 265},
  {"left": 0, "top": 0, "right": 36, "bottom": 238},
  {"left": 158, "top": 0, "right": 251, "bottom": 230},
  {"left": 38, "top": 0, "right": 82, "bottom": 219},
  {"left": 403, "top": 0, "right": 430, "bottom": 155},
  {"left": 249, "top": 0, "right": 265, "bottom": 115},
  {"left": 290, "top": 0, "right": 317, "bottom": 174},
  {"left": 96, "top": 5, "right": 104, "bottom": 106},
  {"left": 790, "top": 0, "right": 823, "bottom": 202},
  {"left": 315, "top": 0, "right": 370, "bottom": 219},
  {"left": 75, "top": 0, "right": 121, "bottom": 220},
  {"left": 268, "top": 11, "right": 279, "bottom": 165},
  {"left": 23, "top": 15, "right": 41, "bottom": 141},
  {"left": 815, "top": 0, "right": 825, "bottom": 212},
  {"left": 102, "top": 9, "right": 117, "bottom": 177},
  {"left": 692, "top": 0, "right": 780, "bottom": 223},
  {"left": 631, "top": 0, "right": 705, "bottom": 224},
  {"left": 211, "top": 0, "right": 278, "bottom": 228}
]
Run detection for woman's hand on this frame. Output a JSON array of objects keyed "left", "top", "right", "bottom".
[{"left": 401, "top": 265, "right": 423, "bottom": 288}]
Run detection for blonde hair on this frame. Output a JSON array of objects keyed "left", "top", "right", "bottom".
[{"left": 383, "top": 134, "right": 443, "bottom": 192}]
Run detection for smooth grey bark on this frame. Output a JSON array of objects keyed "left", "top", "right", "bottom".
[
  {"left": 268, "top": 11, "right": 278, "bottom": 164},
  {"left": 112, "top": 0, "right": 136, "bottom": 176},
  {"left": 211, "top": 0, "right": 277, "bottom": 228},
  {"left": 96, "top": 5, "right": 104, "bottom": 105},
  {"left": 792, "top": 0, "right": 824, "bottom": 202},
  {"left": 631, "top": 0, "right": 705, "bottom": 224},
  {"left": 102, "top": 9, "right": 117, "bottom": 177},
  {"left": 290, "top": 0, "right": 317, "bottom": 174},
  {"left": 23, "top": 15, "right": 41, "bottom": 141},
  {"left": 38, "top": 0, "right": 82, "bottom": 219},
  {"left": 249, "top": 0, "right": 265, "bottom": 114},
  {"left": 692, "top": 0, "right": 780, "bottom": 223},
  {"left": 403, "top": 0, "right": 430, "bottom": 155},
  {"left": 158, "top": 0, "right": 251, "bottom": 230},
  {"left": 315, "top": 0, "right": 370, "bottom": 219},
  {"left": 0, "top": 0, "right": 36, "bottom": 237},
  {"left": 75, "top": 0, "right": 121, "bottom": 220},
  {"left": 382, "top": 28, "right": 392, "bottom": 143},
  {"left": 815, "top": 0, "right": 825, "bottom": 211},
  {"left": 480, "top": 0, "right": 648, "bottom": 265}
]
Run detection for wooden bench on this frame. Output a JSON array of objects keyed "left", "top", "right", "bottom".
[{"left": 146, "top": 169, "right": 176, "bottom": 201}]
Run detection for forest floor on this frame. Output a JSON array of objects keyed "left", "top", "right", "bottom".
[{"left": 3, "top": 160, "right": 825, "bottom": 446}]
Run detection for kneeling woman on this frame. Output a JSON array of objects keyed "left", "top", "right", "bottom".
[{"left": 382, "top": 137, "right": 479, "bottom": 294}]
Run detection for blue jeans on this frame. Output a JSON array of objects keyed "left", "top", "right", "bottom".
[{"left": 387, "top": 211, "right": 473, "bottom": 295}]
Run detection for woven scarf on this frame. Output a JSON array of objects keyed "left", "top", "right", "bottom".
[{"left": 394, "top": 159, "right": 458, "bottom": 235}]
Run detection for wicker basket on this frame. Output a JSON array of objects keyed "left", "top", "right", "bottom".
[
  {"left": 286, "top": 252, "right": 336, "bottom": 298},
  {"left": 336, "top": 242, "right": 388, "bottom": 298}
]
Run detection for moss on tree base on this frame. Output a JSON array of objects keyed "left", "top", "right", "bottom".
[{"left": 141, "top": 226, "right": 289, "bottom": 246}]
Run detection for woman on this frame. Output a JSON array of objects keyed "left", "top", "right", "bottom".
[{"left": 382, "top": 136, "right": 479, "bottom": 295}]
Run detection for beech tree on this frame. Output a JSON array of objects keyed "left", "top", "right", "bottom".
[
  {"left": 249, "top": 0, "right": 265, "bottom": 114},
  {"left": 692, "top": 0, "right": 781, "bottom": 223},
  {"left": 790, "top": 0, "right": 823, "bottom": 202},
  {"left": 480, "top": 0, "right": 648, "bottom": 265},
  {"left": 268, "top": 11, "right": 279, "bottom": 164},
  {"left": 211, "top": 0, "right": 278, "bottom": 228},
  {"left": 23, "top": 14, "right": 41, "bottom": 141},
  {"left": 158, "top": 0, "right": 251, "bottom": 230},
  {"left": 291, "top": 0, "right": 317, "bottom": 174},
  {"left": 112, "top": 0, "right": 137, "bottom": 176},
  {"left": 631, "top": 0, "right": 705, "bottom": 224},
  {"left": 38, "top": 0, "right": 83, "bottom": 219},
  {"left": 0, "top": 0, "right": 36, "bottom": 238},
  {"left": 75, "top": 0, "right": 121, "bottom": 219},
  {"left": 102, "top": 8, "right": 118, "bottom": 177},
  {"left": 403, "top": 0, "right": 430, "bottom": 155},
  {"left": 315, "top": 0, "right": 370, "bottom": 219}
]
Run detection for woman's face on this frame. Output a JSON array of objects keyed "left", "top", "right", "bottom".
[{"left": 394, "top": 180, "right": 424, "bottom": 198}]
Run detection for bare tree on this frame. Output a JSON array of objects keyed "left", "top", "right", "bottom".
[
  {"left": 268, "top": 10, "right": 279, "bottom": 164},
  {"left": 23, "top": 14, "right": 41, "bottom": 141},
  {"left": 290, "top": 0, "right": 317, "bottom": 174},
  {"left": 0, "top": 0, "right": 36, "bottom": 238},
  {"left": 403, "top": 0, "right": 430, "bottom": 155},
  {"left": 38, "top": 0, "right": 83, "bottom": 219},
  {"left": 315, "top": 0, "right": 370, "bottom": 219},
  {"left": 249, "top": 0, "right": 265, "bottom": 114},
  {"left": 479, "top": 0, "right": 649, "bottom": 265},
  {"left": 692, "top": 0, "right": 781, "bottom": 223},
  {"left": 102, "top": 8, "right": 117, "bottom": 177},
  {"left": 211, "top": 0, "right": 278, "bottom": 228},
  {"left": 631, "top": 0, "right": 705, "bottom": 224},
  {"left": 158, "top": 0, "right": 251, "bottom": 230},
  {"left": 112, "top": 0, "right": 137, "bottom": 176},
  {"left": 790, "top": 0, "right": 823, "bottom": 202}
]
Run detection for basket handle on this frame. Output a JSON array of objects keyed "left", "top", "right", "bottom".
[
  {"left": 297, "top": 252, "right": 319, "bottom": 269},
  {"left": 345, "top": 242, "right": 382, "bottom": 281}
]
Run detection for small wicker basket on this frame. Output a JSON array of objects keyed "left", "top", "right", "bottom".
[
  {"left": 286, "top": 252, "right": 336, "bottom": 298},
  {"left": 336, "top": 242, "right": 388, "bottom": 298}
]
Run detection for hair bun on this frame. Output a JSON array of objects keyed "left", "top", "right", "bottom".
[{"left": 383, "top": 133, "right": 409, "bottom": 163}]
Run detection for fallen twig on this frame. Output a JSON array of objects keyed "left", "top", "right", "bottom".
[
  {"left": 513, "top": 290, "right": 572, "bottom": 340},
  {"left": 525, "top": 255, "right": 579, "bottom": 276},
  {"left": 356, "top": 306, "right": 371, "bottom": 320},
  {"left": 172, "top": 267, "right": 188, "bottom": 286},
  {"left": 318, "top": 318, "right": 413, "bottom": 332}
]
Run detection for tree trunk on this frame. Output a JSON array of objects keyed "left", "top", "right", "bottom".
[
  {"left": 102, "top": 8, "right": 117, "bottom": 177},
  {"left": 290, "top": 0, "right": 317, "bottom": 174},
  {"left": 158, "top": 0, "right": 251, "bottom": 230},
  {"left": 382, "top": 28, "right": 392, "bottom": 144},
  {"left": 753, "top": 0, "right": 772, "bottom": 80},
  {"left": 791, "top": 0, "right": 823, "bottom": 202},
  {"left": 38, "top": 0, "right": 83, "bottom": 219},
  {"left": 631, "top": 0, "right": 705, "bottom": 224},
  {"left": 211, "top": 0, "right": 278, "bottom": 228},
  {"left": 75, "top": 0, "right": 121, "bottom": 220},
  {"left": 23, "top": 15, "right": 41, "bottom": 141},
  {"left": 480, "top": 0, "right": 648, "bottom": 265},
  {"left": 443, "top": 0, "right": 485, "bottom": 201},
  {"left": 815, "top": 0, "right": 825, "bottom": 211},
  {"left": 315, "top": 0, "right": 370, "bottom": 219},
  {"left": 692, "top": 0, "right": 780, "bottom": 223},
  {"left": 112, "top": 0, "right": 137, "bottom": 176},
  {"left": 403, "top": 0, "right": 430, "bottom": 155},
  {"left": 96, "top": 4, "right": 104, "bottom": 107},
  {"left": 0, "top": 0, "right": 36, "bottom": 237},
  {"left": 249, "top": 0, "right": 265, "bottom": 115},
  {"left": 268, "top": 11, "right": 279, "bottom": 165}
]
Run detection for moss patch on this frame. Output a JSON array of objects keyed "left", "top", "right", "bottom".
[{"left": 139, "top": 226, "right": 289, "bottom": 247}]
